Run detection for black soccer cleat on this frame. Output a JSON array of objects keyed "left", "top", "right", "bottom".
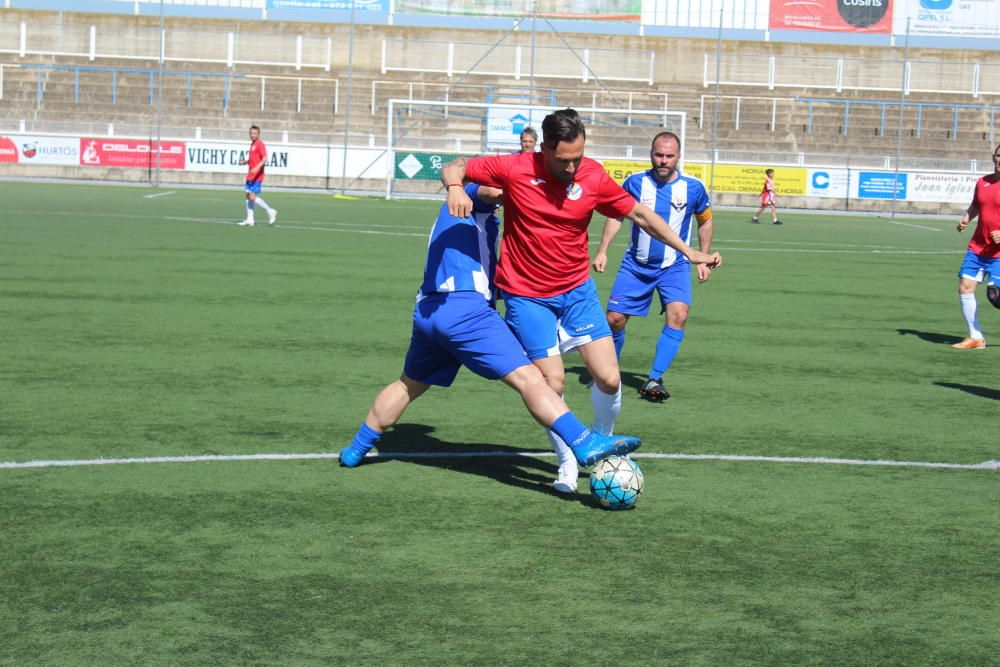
[
  {"left": 638, "top": 378, "right": 670, "bottom": 403},
  {"left": 773, "top": 219, "right": 783, "bottom": 225}
]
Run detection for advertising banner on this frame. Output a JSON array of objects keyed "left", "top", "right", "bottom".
[
  {"left": 185, "top": 141, "right": 328, "bottom": 177},
  {"left": 600, "top": 160, "right": 809, "bottom": 195},
  {"left": 393, "top": 0, "right": 641, "bottom": 20},
  {"left": 895, "top": 0, "right": 1000, "bottom": 38},
  {"left": 485, "top": 107, "right": 551, "bottom": 152},
  {"left": 395, "top": 151, "right": 464, "bottom": 181},
  {"left": 906, "top": 171, "right": 978, "bottom": 204},
  {"left": 600, "top": 159, "right": 649, "bottom": 184},
  {"left": 856, "top": 171, "right": 907, "bottom": 199},
  {"left": 80, "top": 138, "right": 186, "bottom": 169},
  {"left": 8, "top": 135, "right": 80, "bottom": 166},
  {"left": 0, "top": 136, "right": 18, "bottom": 163},
  {"left": 807, "top": 168, "right": 850, "bottom": 198},
  {"left": 770, "top": 0, "right": 893, "bottom": 33},
  {"left": 266, "top": 0, "right": 389, "bottom": 11},
  {"left": 686, "top": 164, "right": 807, "bottom": 196}
]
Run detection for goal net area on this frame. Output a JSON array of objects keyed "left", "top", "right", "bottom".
[{"left": 385, "top": 100, "right": 685, "bottom": 199}]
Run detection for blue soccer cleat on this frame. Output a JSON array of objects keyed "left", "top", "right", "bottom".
[
  {"left": 339, "top": 443, "right": 373, "bottom": 468},
  {"left": 571, "top": 431, "right": 641, "bottom": 467}
]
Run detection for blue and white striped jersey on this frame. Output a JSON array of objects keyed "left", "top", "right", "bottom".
[
  {"left": 417, "top": 184, "right": 501, "bottom": 304},
  {"left": 621, "top": 170, "right": 710, "bottom": 270}
]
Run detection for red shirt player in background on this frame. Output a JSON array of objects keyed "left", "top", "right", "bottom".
[
  {"left": 442, "top": 108, "right": 721, "bottom": 492},
  {"left": 752, "top": 168, "right": 781, "bottom": 225},
  {"left": 237, "top": 124, "right": 277, "bottom": 227},
  {"left": 952, "top": 143, "right": 1000, "bottom": 349}
]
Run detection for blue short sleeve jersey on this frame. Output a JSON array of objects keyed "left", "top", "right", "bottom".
[
  {"left": 417, "top": 184, "right": 501, "bottom": 304},
  {"left": 621, "top": 170, "right": 710, "bottom": 271}
]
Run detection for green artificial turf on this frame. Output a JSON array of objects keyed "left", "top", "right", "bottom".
[{"left": 1, "top": 181, "right": 996, "bottom": 664}]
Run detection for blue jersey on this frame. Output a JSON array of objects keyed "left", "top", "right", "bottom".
[
  {"left": 621, "top": 170, "right": 710, "bottom": 270},
  {"left": 418, "top": 184, "right": 501, "bottom": 304}
]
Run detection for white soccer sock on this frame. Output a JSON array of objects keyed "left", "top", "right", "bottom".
[
  {"left": 590, "top": 383, "right": 622, "bottom": 436},
  {"left": 546, "top": 428, "right": 576, "bottom": 469},
  {"left": 254, "top": 197, "right": 274, "bottom": 214},
  {"left": 245, "top": 201, "right": 254, "bottom": 219},
  {"left": 960, "top": 292, "right": 983, "bottom": 339}
]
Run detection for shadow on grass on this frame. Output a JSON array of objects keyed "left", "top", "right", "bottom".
[
  {"left": 897, "top": 328, "right": 963, "bottom": 345},
  {"left": 935, "top": 382, "right": 1000, "bottom": 401},
  {"left": 566, "top": 365, "right": 648, "bottom": 392},
  {"left": 365, "top": 423, "right": 590, "bottom": 504}
]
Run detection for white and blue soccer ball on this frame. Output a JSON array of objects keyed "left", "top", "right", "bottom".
[{"left": 589, "top": 456, "right": 644, "bottom": 510}]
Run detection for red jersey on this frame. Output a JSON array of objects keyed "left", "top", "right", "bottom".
[
  {"left": 465, "top": 152, "right": 635, "bottom": 297},
  {"left": 969, "top": 172, "right": 1000, "bottom": 258},
  {"left": 760, "top": 177, "right": 774, "bottom": 195},
  {"left": 247, "top": 139, "right": 267, "bottom": 182}
]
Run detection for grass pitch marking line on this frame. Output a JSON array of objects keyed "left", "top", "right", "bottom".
[
  {"left": 142, "top": 190, "right": 177, "bottom": 199},
  {"left": 1, "top": 452, "right": 996, "bottom": 471},
  {"left": 888, "top": 219, "right": 941, "bottom": 231}
]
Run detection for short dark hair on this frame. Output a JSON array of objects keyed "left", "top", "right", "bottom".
[
  {"left": 541, "top": 108, "right": 585, "bottom": 149},
  {"left": 520, "top": 127, "right": 538, "bottom": 140},
  {"left": 250, "top": 125, "right": 261, "bottom": 132},
  {"left": 651, "top": 131, "right": 681, "bottom": 150},
  {"left": 765, "top": 168, "right": 775, "bottom": 175}
]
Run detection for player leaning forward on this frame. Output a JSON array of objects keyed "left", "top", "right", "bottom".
[
  {"left": 339, "top": 184, "right": 642, "bottom": 469},
  {"left": 442, "top": 109, "right": 722, "bottom": 492}
]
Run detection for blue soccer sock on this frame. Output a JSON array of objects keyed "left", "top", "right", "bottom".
[
  {"left": 350, "top": 422, "right": 382, "bottom": 454},
  {"left": 612, "top": 329, "right": 626, "bottom": 360},
  {"left": 649, "top": 326, "right": 685, "bottom": 379},
  {"left": 551, "top": 412, "right": 590, "bottom": 450}
]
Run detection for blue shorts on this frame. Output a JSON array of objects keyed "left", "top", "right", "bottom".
[
  {"left": 403, "top": 292, "right": 531, "bottom": 387},
  {"left": 958, "top": 250, "right": 999, "bottom": 286},
  {"left": 245, "top": 180, "right": 263, "bottom": 195},
  {"left": 607, "top": 258, "right": 692, "bottom": 317},
  {"left": 502, "top": 278, "right": 611, "bottom": 360}
]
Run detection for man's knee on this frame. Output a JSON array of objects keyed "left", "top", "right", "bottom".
[
  {"left": 592, "top": 370, "right": 621, "bottom": 395},
  {"left": 606, "top": 311, "right": 628, "bottom": 333},
  {"left": 665, "top": 304, "right": 689, "bottom": 330}
]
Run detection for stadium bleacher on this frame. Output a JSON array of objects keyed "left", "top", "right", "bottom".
[{"left": 2, "top": 7, "right": 999, "bottom": 206}]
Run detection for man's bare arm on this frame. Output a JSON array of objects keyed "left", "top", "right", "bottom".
[
  {"left": 592, "top": 217, "right": 624, "bottom": 273},
  {"left": 441, "top": 158, "right": 473, "bottom": 217},
  {"left": 626, "top": 202, "right": 722, "bottom": 268}
]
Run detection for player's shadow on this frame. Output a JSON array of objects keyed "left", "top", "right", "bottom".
[
  {"left": 368, "top": 423, "right": 588, "bottom": 504},
  {"left": 934, "top": 382, "right": 1000, "bottom": 401},
  {"left": 897, "top": 328, "right": 964, "bottom": 346},
  {"left": 567, "top": 365, "right": 647, "bottom": 392}
]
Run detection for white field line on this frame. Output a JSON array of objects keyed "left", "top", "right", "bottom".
[
  {"left": 888, "top": 219, "right": 941, "bottom": 231},
  {"left": 1, "top": 451, "right": 996, "bottom": 471},
  {"left": 142, "top": 190, "right": 177, "bottom": 199}
]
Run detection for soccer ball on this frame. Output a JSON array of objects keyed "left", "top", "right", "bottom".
[
  {"left": 589, "top": 456, "right": 644, "bottom": 510},
  {"left": 987, "top": 284, "right": 1000, "bottom": 310}
]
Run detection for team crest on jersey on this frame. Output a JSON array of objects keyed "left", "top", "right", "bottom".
[
  {"left": 671, "top": 199, "right": 687, "bottom": 211},
  {"left": 566, "top": 182, "right": 583, "bottom": 200}
]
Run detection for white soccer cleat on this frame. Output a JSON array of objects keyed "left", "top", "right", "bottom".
[
  {"left": 238, "top": 219, "right": 255, "bottom": 227},
  {"left": 551, "top": 462, "right": 579, "bottom": 494},
  {"left": 268, "top": 209, "right": 277, "bottom": 225}
]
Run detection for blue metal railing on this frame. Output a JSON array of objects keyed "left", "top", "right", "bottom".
[
  {"left": 20, "top": 64, "right": 245, "bottom": 109},
  {"left": 797, "top": 97, "right": 1000, "bottom": 142}
]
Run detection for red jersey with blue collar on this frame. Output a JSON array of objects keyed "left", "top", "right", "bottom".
[
  {"left": 969, "top": 173, "right": 1000, "bottom": 258},
  {"left": 465, "top": 152, "right": 635, "bottom": 297}
]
